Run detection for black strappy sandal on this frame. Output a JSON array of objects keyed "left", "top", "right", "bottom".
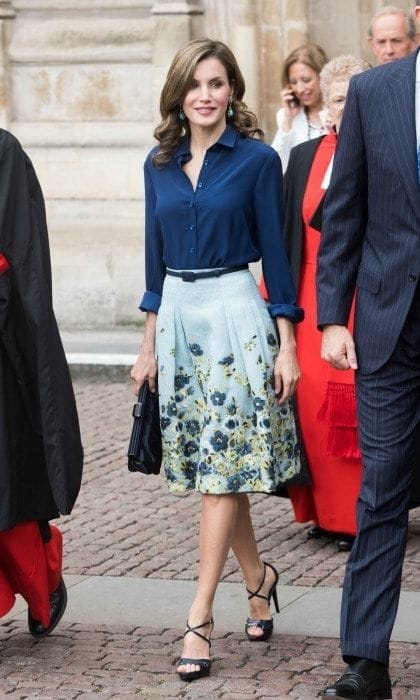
[
  {"left": 176, "top": 617, "right": 214, "bottom": 682},
  {"left": 245, "top": 562, "right": 279, "bottom": 642}
]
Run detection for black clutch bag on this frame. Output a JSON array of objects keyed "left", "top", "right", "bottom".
[{"left": 127, "top": 380, "right": 162, "bottom": 475}]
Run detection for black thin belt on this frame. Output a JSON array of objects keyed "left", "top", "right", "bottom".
[{"left": 166, "top": 264, "right": 248, "bottom": 282}]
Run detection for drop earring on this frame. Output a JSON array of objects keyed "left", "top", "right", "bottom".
[
  {"left": 179, "top": 108, "right": 186, "bottom": 121},
  {"left": 227, "top": 97, "right": 234, "bottom": 118}
]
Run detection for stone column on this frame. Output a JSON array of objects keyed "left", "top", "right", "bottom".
[
  {"left": 258, "top": 0, "right": 307, "bottom": 138},
  {"left": 0, "top": 1, "right": 15, "bottom": 128},
  {"left": 229, "top": 0, "right": 259, "bottom": 115},
  {"left": 151, "top": 1, "right": 203, "bottom": 119}
]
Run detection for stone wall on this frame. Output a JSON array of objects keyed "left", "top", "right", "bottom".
[{"left": 1, "top": 0, "right": 417, "bottom": 328}]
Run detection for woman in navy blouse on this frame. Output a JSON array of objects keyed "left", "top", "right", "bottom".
[{"left": 131, "top": 38, "right": 304, "bottom": 682}]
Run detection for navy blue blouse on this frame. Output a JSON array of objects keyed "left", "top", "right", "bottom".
[{"left": 139, "top": 125, "right": 303, "bottom": 323}]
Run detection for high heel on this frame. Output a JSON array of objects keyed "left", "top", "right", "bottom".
[
  {"left": 176, "top": 617, "right": 214, "bottom": 682},
  {"left": 245, "top": 561, "right": 279, "bottom": 642}
]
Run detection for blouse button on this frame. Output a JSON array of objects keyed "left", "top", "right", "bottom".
[
  {"left": 189, "top": 247, "right": 195, "bottom": 254},
  {"left": 189, "top": 224, "right": 195, "bottom": 230},
  {"left": 197, "top": 181, "right": 203, "bottom": 188},
  {"left": 188, "top": 201, "right": 194, "bottom": 207},
  {"left": 203, "top": 159, "right": 209, "bottom": 166}
]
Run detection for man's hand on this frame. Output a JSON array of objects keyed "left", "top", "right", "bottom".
[{"left": 321, "top": 324, "right": 358, "bottom": 371}]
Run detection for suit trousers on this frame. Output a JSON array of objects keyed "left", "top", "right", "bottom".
[{"left": 341, "top": 284, "right": 420, "bottom": 665}]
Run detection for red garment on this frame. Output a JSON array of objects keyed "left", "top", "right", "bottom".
[
  {"left": 0, "top": 522, "right": 62, "bottom": 627},
  {"left": 289, "top": 133, "right": 361, "bottom": 535}
]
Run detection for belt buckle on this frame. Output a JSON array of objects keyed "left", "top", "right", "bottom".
[{"left": 181, "top": 271, "right": 196, "bottom": 282}]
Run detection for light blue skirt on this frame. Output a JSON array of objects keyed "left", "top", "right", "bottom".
[{"left": 156, "top": 269, "right": 301, "bottom": 494}]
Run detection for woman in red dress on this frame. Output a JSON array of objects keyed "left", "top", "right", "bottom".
[{"left": 261, "top": 56, "right": 370, "bottom": 550}]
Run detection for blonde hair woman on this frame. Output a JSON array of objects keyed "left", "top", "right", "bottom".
[{"left": 272, "top": 43, "right": 328, "bottom": 172}]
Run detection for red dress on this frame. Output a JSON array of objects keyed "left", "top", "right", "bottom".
[
  {"left": 288, "top": 133, "right": 361, "bottom": 535},
  {"left": 0, "top": 522, "right": 62, "bottom": 627}
]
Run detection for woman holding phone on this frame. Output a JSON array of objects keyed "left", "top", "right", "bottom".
[{"left": 272, "top": 44, "right": 328, "bottom": 172}]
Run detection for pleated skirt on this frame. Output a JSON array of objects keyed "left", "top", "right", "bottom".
[{"left": 156, "top": 269, "right": 301, "bottom": 494}]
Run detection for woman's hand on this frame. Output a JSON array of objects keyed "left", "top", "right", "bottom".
[
  {"left": 281, "top": 87, "right": 300, "bottom": 131},
  {"left": 274, "top": 345, "right": 300, "bottom": 404},
  {"left": 274, "top": 317, "right": 300, "bottom": 404},
  {"left": 131, "top": 351, "right": 157, "bottom": 395},
  {"left": 130, "top": 312, "right": 158, "bottom": 395}
]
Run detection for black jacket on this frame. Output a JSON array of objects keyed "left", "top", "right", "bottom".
[
  {"left": 0, "top": 129, "right": 83, "bottom": 530},
  {"left": 282, "top": 136, "right": 324, "bottom": 289}
]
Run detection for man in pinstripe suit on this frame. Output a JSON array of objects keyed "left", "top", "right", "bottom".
[{"left": 317, "top": 5, "right": 420, "bottom": 699}]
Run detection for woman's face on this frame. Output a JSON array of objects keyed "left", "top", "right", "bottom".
[
  {"left": 182, "top": 56, "right": 232, "bottom": 132},
  {"left": 287, "top": 61, "right": 321, "bottom": 109},
  {"left": 325, "top": 78, "right": 350, "bottom": 133}
]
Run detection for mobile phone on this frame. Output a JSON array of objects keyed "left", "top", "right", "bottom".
[{"left": 288, "top": 91, "right": 299, "bottom": 107}]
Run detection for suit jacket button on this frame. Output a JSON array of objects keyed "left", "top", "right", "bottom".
[{"left": 409, "top": 274, "right": 417, "bottom": 282}]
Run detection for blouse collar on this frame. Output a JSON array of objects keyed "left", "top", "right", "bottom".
[{"left": 174, "top": 124, "right": 238, "bottom": 164}]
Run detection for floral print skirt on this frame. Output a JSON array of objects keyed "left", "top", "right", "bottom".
[{"left": 156, "top": 269, "right": 301, "bottom": 494}]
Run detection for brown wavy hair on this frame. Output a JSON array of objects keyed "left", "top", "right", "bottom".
[{"left": 152, "top": 38, "right": 263, "bottom": 167}]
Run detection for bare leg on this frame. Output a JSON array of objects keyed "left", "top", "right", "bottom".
[
  {"left": 230, "top": 494, "right": 277, "bottom": 638},
  {"left": 177, "top": 493, "right": 238, "bottom": 675}
]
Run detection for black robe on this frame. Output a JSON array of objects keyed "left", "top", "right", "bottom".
[{"left": 0, "top": 129, "right": 83, "bottom": 530}]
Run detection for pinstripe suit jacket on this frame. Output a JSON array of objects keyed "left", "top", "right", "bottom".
[{"left": 317, "top": 49, "right": 420, "bottom": 374}]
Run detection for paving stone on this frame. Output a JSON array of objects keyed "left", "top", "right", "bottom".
[{"left": 0, "top": 379, "right": 417, "bottom": 698}]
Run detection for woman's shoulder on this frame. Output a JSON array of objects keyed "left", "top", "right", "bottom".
[
  {"left": 238, "top": 135, "right": 279, "bottom": 163},
  {"left": 145, "top": 145, "right": 160, "bottom": 166}
]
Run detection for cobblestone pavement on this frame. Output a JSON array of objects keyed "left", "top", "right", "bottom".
[
  {"left": 1, "top": 378, "right": 418, "bottom": 699},
  {"left": 61, "top": 380, "right": 419, "bottom": 589},
  {"left": 0, "top": 620, "right": 418, "bottom": 699}
]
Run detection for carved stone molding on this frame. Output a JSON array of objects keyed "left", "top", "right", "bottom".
[
  {"left": 9, "top": 17, "right": 152, "bottom": 63},
  {"left": 151, "top": 1, "right": 203, "bottom": 15},
  {"left": 0, "top": 1, "right": 15, "bottom": 19},
  {"left": 12, "top": 0, "right": 149, "bottom": 10}
]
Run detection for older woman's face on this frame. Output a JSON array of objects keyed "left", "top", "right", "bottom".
[{"left": 325, "top": 79, "right": 350, "bottom": 133}]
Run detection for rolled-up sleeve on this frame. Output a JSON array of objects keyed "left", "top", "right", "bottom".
[
  {"left": 254, "top": 149, "right": 304, "bottom": 323},
  {"left": 139, "top": 157, "right": 166, "bottom": 313}
]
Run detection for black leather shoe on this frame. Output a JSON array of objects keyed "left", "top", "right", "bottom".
[
  {"left": 319, "top": 658, "right": 392, "bottom": 698},
  {"left": 336, "top": 535, "right": 355, "bottom": 552},
  {"left": 28, "top": 576, "right": 67, "bottom": 638},
  {"left": 307, "top": 526, "right": 328, "bottom": 539}
]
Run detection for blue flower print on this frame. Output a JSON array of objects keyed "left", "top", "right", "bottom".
[
  {"left": 225, "top": 419, "right": 237, "bottom": 430},
  {"left": 185, "top": 419, "right": 200, "bottom": 436},
  {"left": 198, "top": 460, "right": 213, "bottom": 476},
  {"left": 167, "top": 401, "right": 177, "bottom": 416},
  {"left": 218, "top": 354, "right": 234, "bottom": 366},
  {"left": 184, "top": 441, "right": 198, "bottom": 457},
  {"left": 210, "top": 430, "right": 228, "bottom": 452},
  {"left": 189, "top": 343, "right": 203, "bottom": 356},
  {"left": 158, "top": 317, "right": 301, "bottom": 495},
  {"left": 161, "top": 416, "right": 171, "bottom": 430},
  {"left": 175, "top": 372, "right": 190, "bottom": 390},
  {"left": 184, "top": 460, "right": 197, "bottom": 479},
  {"left": 226, "top": 474, "right": 242, "bottom": 491},
  {"left": 254, "top": 397, "right": 265, "bottom": 412},
  {"left": 210, "top": 391, "right": 226, "bottom": 406}
]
